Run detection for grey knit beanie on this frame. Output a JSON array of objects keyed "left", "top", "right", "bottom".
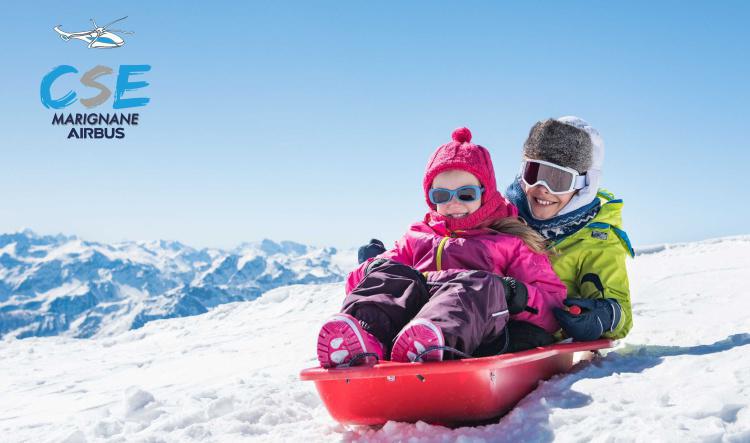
[{"left": 523, "top": 119, "right": 593, "bottom": 173}]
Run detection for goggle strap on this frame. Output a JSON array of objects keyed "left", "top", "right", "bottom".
[{"left": 574, "top": 174, "right": 587, "bottom": 190}]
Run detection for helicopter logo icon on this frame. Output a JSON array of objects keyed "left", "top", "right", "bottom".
[{"left": 53, "top": 16, "right": 133, "bottom": 49}]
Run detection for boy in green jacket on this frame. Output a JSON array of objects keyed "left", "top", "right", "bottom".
[{"left": 505, "top": 116, "right": 634, "bottom": 341}]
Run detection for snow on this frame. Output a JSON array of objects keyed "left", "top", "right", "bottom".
[
  {"left": 31, "top": 280, "right": 90, "bottom": 307},
  {"left": 0, "top": 242, "right": 17, "bottom": 256},
  {"left": 1, "top": 236, "right": 749, "bottom": 442},
  {"left": 93, "top": 285, "right": 153, "bottom": 338}
]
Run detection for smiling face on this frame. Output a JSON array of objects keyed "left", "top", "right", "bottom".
[
  {"left": 432, "top": 170, "right": 482, "bottom": 218},
  {"left": 523, "top": 183, "right": 576, "bottom": 220}
]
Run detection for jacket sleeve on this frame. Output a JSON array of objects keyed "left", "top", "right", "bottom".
[
  {"left": 344, "top": 234, "right": 414, "bottom": 294},
  {"left": 575, "top": 244, "right": 632, "bottom": 339},
  {"left": 500, "top": 239, "right": 567, "bottom": 333}
]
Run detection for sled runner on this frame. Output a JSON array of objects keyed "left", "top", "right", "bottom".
[{"left": 300, "top": 338, "right": 615, "bottom": 426}]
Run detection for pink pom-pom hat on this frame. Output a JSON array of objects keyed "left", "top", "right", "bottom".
[{"left": 422, "top": 127, "right": 518, "bottom": 231}]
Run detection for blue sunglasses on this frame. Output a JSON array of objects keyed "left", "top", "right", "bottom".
[{"left": 429, "top": 185, "right": 484, "bottom": 205}]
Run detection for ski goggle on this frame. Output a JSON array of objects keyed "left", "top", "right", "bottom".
[
  {"left": 428, "top": 185, "right": 484, "bottom": 205},
  {"left": 520, "top": 159, "right": 587, "bottom": 194}
]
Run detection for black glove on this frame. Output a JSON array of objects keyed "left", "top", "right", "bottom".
[
  {"left": 553, "top": 298, "right": 622, "bottom": 341},
  {"left": 500, "top": 277, "right": 528, "bottom": 315},
  {"left": 357, "top": 238, "right": 386, "bottom": 264}
]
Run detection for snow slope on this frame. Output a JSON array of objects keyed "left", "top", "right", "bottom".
[{"left": 1, "top": 236, "right": 749, "bottom": 442}]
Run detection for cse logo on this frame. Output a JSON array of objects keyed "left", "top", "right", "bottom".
[{"left": 40, "top": 64, "right": 151, "bottom": 109}]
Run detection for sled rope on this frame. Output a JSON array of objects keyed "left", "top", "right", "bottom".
[
  {"left": 414, "top": 345, "right": 472, "bottom": 362},
  {"left": 339, "top": 352, "right": 380, "bottom": 368},
  {"left": 498, "top": 324, "right": 510, "bottom": 354}
]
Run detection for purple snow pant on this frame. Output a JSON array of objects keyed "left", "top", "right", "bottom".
[{"left": 342, "top": 259, "right": 510, "bottom": 359}]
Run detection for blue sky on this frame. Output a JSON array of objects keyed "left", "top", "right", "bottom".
[{"left": 1, "top": 1, "right": 748, "bottom": 249}]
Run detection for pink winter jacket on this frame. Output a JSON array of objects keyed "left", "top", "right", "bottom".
[{"left": 346, "top": 218, "right": 567, "bottom": 333}]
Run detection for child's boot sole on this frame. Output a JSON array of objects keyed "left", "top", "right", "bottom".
[
  {"left": 317, "top": 314, "right": 371, "bottom": 368},
  {"left": 391, "top": 318, "right": 444, "bottom": 363}
]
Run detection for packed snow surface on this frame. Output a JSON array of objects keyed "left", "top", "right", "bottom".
[{"left": 1, "top": 236, "right": 749, "bottom": 442}]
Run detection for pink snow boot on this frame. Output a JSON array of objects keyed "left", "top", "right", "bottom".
[
  {"left": 317, "top": 314, "right": 385, "bottom": 368},
  {"left": 391, "top": 318, "right": 445, "bottom": 363}
]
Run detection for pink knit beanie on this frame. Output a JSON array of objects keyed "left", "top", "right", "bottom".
[{"left": 423, "top": 127, "right": 518, "bottom": 231}]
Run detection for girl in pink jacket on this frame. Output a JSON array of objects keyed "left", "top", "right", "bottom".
[{"left": 317, "top": 128, "right": 567, "bottom": 368}]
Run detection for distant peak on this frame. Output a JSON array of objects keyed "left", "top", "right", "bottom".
[{"left": 3, "top": 229, "right": 76, "bottom": 243}]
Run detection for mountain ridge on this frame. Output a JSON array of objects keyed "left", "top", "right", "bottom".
[{"left": 0, "top": 230, "right": 354, "bottom": 339}]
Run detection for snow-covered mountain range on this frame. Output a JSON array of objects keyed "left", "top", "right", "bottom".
[{"left": 0, "top": 230, "right": 355, "bottom": 339}]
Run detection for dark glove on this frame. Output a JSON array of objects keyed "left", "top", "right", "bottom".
[
  {"left": 553, "top": 298, "right": 622, "bottom": 341},
  {"left": 500, "top": 277, "right": 528, "bottom": 315},
  {"left": 358, "top": 238, "right": 386, "bottom": 264}
]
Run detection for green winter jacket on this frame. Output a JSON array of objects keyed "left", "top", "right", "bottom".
[{"left": 549, "top": 189, "right": 635, "bottom": 339}]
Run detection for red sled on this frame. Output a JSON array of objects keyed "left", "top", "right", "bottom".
[{"left": 300, "top": 338, "right": 615, "bottom": 426}]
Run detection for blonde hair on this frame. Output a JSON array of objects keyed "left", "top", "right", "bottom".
[{"left": 488, "top": 217, "right": 550, "bottom": 255}]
